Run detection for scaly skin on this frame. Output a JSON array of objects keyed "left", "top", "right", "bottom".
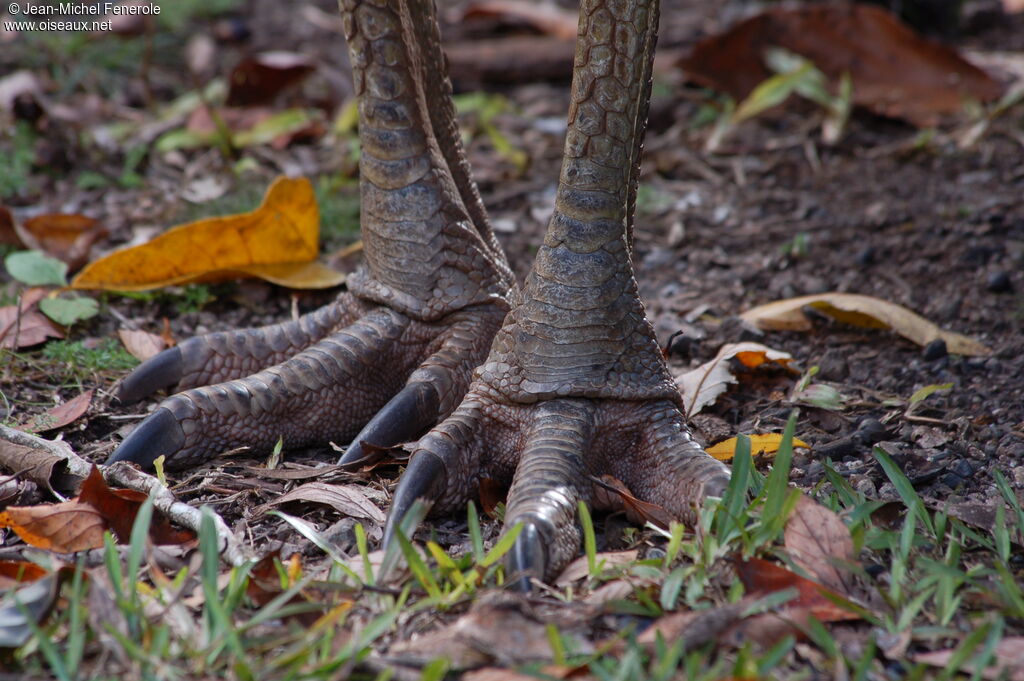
[
  {"left": 389, "top": 0, "right": 729, "bottom": 587},
  {"left": 108, "top": 0, "right": 513, "bottom": 469},
  {"left": 110, "top": 0, "right": 729, "bottom": 589}
]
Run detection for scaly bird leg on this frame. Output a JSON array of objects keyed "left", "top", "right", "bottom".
[
  {"left": 109, "top": 0, "right": 514, "bottom": 469},
  {"left": 387, "top": 0, "right": 730, "bottom": 588}
]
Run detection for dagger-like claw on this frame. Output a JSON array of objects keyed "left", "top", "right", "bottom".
[
  {"left": 118, "top": 347, "right": 183, "bottom": 404},
  {"left": 106, "top": 407, "right": 184, "bottom": 469}
]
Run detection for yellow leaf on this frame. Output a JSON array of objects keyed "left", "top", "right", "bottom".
[
  {"left": 740, "top": 292, "right": 990, "bottom": 357},
  {"left": 70, "top": 177, "right": 344, "bottom": 291},
  {"left": 706, "top": 433, "right": 809, "bottom": 462}
]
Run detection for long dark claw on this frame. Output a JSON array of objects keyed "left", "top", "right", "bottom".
[
  {"left": 383, "top": 451, "right": 447, "bottom": 550},
  {"left": 118, "top": 347, "right": 183, "bottom": 404},
  {"left": 339, "top": 381, "right": 441, "bottom": 466},
  {"left": 506, "top": 521, "right": 547, "bottom": 592},
  {"left": 106, "top": 407, "right": 185, "bottom": 469}
]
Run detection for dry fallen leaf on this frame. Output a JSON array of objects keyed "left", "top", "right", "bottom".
[
  {"left": 227, "top": 52, "right": 316, "bottom": 106},
  {"left": 706, "top": 433, "right": 809, "bottom": 462},
  {"left": 784, "top": 494, "right": 855, "bottom": 595},
  {"left": 0, "top": 560, "right": 48, "bottom": 589},
  {"left": 913, "top": 637, "right": 1024, "bottom": 681},
  {"left": 679, "top": 4, "right": 1002, "bottom": 128},
  {"left": 258, "top": 482, "right": 386, "bottom": 524},
  {"left": 457, "top": 0, "right": 580, "bottom": 41},
  {"left": 555, "top": 550, "right": 638, "bottom": 586},
  {"left": 591, "top": 474, "right": 675, "bottom": 530},
  {"left": 118, "top": 328, "right": 166, "bottom": 361},
  {"left": 676, "top": 342, "right": 793, "bottom": 418},
  {"left": 21, "top": 390, "right": 93, "bottom": 433},
  {"left": 740, "top": 292, "right": 990, "bottom": 356},
  {"left": 0, "top": 498, "right": 107, "bottom": 553},
  {"left": 736, "top": 557, "right": 861, "bottom": 624},
  {"left": 16, "top": 213, "right": 108, "bottom": 271},
  {"left": 0, "top": 287, "right": 65, "bottom": 349},
  {"left": 0, "top": 466, "right": 194, "bottom": 552},
  {"left": 389, "top": 595, "right": 590, "bottom": 669},
  {"left": 70, "top": 177, "right": 344, "bottom": 291}
]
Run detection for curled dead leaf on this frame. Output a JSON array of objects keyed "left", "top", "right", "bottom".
[
  {"left": 679, "top": 4, "right": 1002, "bottom": 128},
  {"left": 17, "top": 213, "right": 108, "bottom": 271},
  {"left": 784, "top": 494, "right": 855, "bottom": 595},
  {"left": 20, "top": 389, "right": 93, "bottom": 433},
  {"left": 70, "top": 177, "right": 344, "bottom": 292},
  {"left": 740, "top": 292, "right": 990, "bottom": 356},
  {"left": 0, "top": 288, "right": 64, "bottom": 349},
  {"left": 257, "top": 482, "right": 386, "bottom": 524},
  {"left": 117, "top": 328, "right": 166, "bottom": 361},
  {"left": 676, "top": 342, "right": 793, "bottom": 418}
]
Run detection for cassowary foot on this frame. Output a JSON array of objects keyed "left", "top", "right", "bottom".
[
  {"left": 108, "top": 293, "right": 505, "bottom": 469},
  {"left": 388, "top": 389, "right": 730, "bottom": 589}
]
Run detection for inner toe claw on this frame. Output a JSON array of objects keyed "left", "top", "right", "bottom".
[
  {"left": 507, "top": 521, "right": 547, "bottom": 591},
  {"left": 340, "top": 381, "right": 441, "bottom": 465},
  {"left": 106, "top": 407, "right": 185, "bottom": 469},
  {"left": 118, "top": 347, "right": 183, "bottom": 404}
]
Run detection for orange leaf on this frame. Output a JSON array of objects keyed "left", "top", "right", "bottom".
[
  {"left": 0, "top": 500, "right": 107, "bottom": 552},
  {"left": 0, "top": 560, "right": 49, "bottom": 588},
  {"left": 70, "top": 177, "right": 344, "bottom": 291}
]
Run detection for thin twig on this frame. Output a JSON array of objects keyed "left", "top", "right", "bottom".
[{"left": 104, "top": 461, "right": 248, "bottom": 567}]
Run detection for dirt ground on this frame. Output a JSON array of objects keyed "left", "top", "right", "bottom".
[{"left": 3, "top": 0, "right": 1024, "bottom": 621}]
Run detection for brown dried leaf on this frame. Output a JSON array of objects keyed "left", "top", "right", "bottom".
[
  {"left": 0, "top": 466, "right": 193, "bottom": 551},
  {"left": 71, "top": 177, "right": 343, "bottom": 292},
  {"left": 676, "top": 342, "right": 793, "bottom": 418},
  {"left": 556, "top": 550, "right": 638, "bottom": 586},
  {"left": 226, "top": 52, "right": 316, "bottom": 106},
  {"left": 259, "top": 482, "right": 385, "bottom": 524},
  {"left": 0, "top": 560, "right": 47, "bottom": 588},
  {"left": 118, "top": 328, "right": 166, "bottom": 361},
  {"left": 0, "top": 205, "right": 21, "bottom": 245},
  {"left": 784, "top": 494, "right": 855, "bottom": 595},
  {"left": 678, "top": 4, "right": 1002, "bottom": 127},
  {"left": 17, "top": 213, "right": 108, "bottom": 271},
  {"left": 740, "top": 292, "right": 990, "bottom": 356},
  {"left": 457, "top": 0, "right": 579, "bottom": 40},
  {"left": 591, "top": 474, "right": 675, "bottom": 531},
  {"left": 0, "top": 288, "right": 65, "bottom": 349},
  {"left": 389, "top": 596, "right": 590, "bottom": 669},
  {"left": 736, "top": 557, "right": 861, "bottom": 625},
  {"left": 21, "top": 390, "right": 93, "bottom": 433},
  {"left": 0, "top": 499, "right": 107, "bottom": 552},
  {"left": 913, "top": 637, "right": 1024, "bottom": 681}
]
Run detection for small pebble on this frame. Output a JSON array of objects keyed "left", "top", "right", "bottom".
[
  {"left": 952, "top": 460, "right": 974, "bottom": 478},
  {"left": 922, "top": 338, "right": 947, "bottom": 361},
  {"left": 987, "top": 270, "right": 1012, "bottom": 293},
  {"left": 855, "top": 247, "right": 876, "bottom": 266}
]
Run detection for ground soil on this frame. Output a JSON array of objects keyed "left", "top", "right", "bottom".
[{"left": 2, "top": 0, "right": 1024, "bottom": 644}]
